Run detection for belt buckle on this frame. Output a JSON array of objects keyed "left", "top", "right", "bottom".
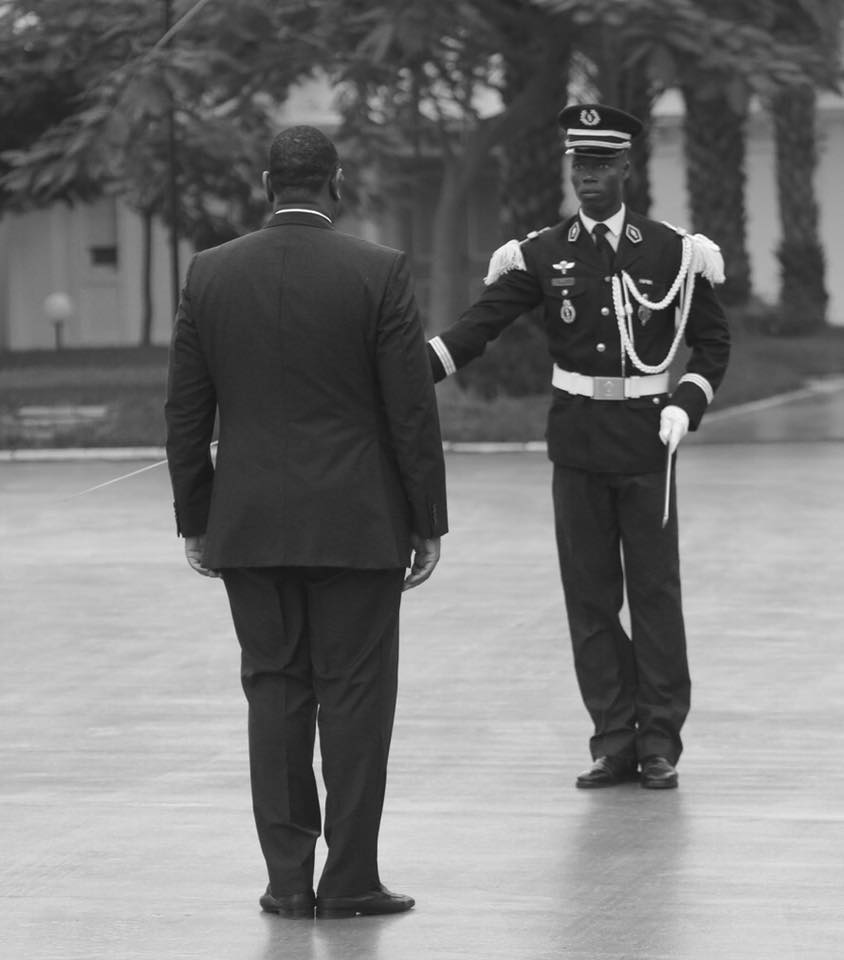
[{"left": 593, "top": 376, "right": 625, "bottom": 400}]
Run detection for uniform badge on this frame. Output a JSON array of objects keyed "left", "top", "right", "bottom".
[
  {"left": 580, "top": 108, "right": 601, "bottom": 126},
  {"left": 552, "top": 259, "right": 576, "bottom": 276},
  {"left": 560, "top": 299, "right": 577, "bottom": 324},
  {"left": 567, "top": 222, "right": 581, "bottom": 242},
  {"left": 638, "top": 304, "right": 652, "bottom": 325},
  {"left": 625, "top": 224, "right": 643, "bottom": 244}
]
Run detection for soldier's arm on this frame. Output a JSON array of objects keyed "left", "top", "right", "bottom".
[
  {"left": 428, "top": 246, "right": 544, "bottom": 382},
  {"left": 671, "top": 276, "right": 731, "bottom": 430}
]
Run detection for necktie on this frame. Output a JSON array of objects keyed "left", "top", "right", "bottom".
[{"left": 592, "top": 222, "right": 615, "bottom": 273}]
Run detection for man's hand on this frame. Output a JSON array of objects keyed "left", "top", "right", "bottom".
[
  {"left": 184, "top": 535, "right": 221, "bottom": 578},
  {"left": 403, "top": 534, "right": 441, "bottom": 591},
  {"left": 659, "top": 405, "right": 689, "bottom": 453}
]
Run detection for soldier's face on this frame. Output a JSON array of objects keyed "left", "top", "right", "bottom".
[{"left": 570, "top": 154, "right": 628, "bottom": 219}]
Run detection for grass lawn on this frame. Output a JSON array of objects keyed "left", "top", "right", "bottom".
[{"left": 1, "top": 326, "right": 843, "bottom": 448}]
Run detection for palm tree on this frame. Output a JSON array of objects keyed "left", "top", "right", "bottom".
[
  {"left": 680, "top": 84, "right": 752, "bottom": 306},
  {"left": 766, "top": 0, "right": 841, "bottom": 332},
  {"left": 616, "top": 63, "right": 654, "bottom": 216},
  {"left": 679, "top": 0, "right": 839, "bottom": 313},
  {"left": 771, "top": 83, "right": 828, "bottom": 332}
]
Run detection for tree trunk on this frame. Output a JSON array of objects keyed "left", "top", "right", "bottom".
[
  {"left": 617, "top": 66, "right": 653, "bottom": 216},
  {"left": 681, "top": 87, "right": 752, "bottom": 306},
  {"left": 140, "top": 207, "right": 154, "bottom": 346},
  {"left": 499, "top": 46, "right": 568, "bottom": 238},
  {"left": 772, "top": 84, "right": 828, "bottom": 333},
  {"left": 423, "top": 10, "right": 571, "bottom": 334},
  {"left": 427, "top": 46, "right": 569, "bottom": 330},
  {"left": 588, "top": 25, "right": 654, "bottom": 215},
  {"left": 492, "top": 70, "right": 568, "bottom": 396},
  {"left": 427, "top": 157, "right": 470, "bottom": 332},
  {"left": 499, "top": 119, "right": 565, "bottom": 239}
]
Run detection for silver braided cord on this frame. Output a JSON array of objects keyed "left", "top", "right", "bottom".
[{"left": 612, "top": 235, "right": 697, "bottom": 375}]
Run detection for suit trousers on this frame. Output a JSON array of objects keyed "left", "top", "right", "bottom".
[
  {"left": 552, "top": 463, "right": 690, "bottom": 764},
  {"left": 221, "top": 565, "right": 404, "bottom": 898}
]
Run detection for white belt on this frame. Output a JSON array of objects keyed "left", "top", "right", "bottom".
[{"left": 552, "top": 365, "right": 669, "bottom": 400}]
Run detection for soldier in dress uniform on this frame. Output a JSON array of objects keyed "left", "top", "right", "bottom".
[{"left": 428, "top": 104, "right": 730, "bottom": 790}]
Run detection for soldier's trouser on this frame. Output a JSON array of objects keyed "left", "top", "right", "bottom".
[
  {"left": 222, "top": 565, "right": 404, "bottom": 899},
  {"left": 552, "top": 464, "right": 690, "bottom": 764}
]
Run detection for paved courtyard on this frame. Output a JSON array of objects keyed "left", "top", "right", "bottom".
[{"left": 1, "top": 388, "right": 844, "bottom": 960}]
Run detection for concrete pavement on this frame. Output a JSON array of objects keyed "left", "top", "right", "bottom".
[{"left": 1, "top": 386, "right": 844, "bottom": 960}]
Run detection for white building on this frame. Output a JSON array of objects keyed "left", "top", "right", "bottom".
[{"left": 0, "top": 200, "right": 192, "bottom": 350}]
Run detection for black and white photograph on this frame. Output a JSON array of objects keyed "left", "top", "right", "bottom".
[{"left": 1, "top": 2, "right": 843, "bottom": 958}]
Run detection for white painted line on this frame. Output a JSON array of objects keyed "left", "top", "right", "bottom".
[
  {"left": 443, "top": 441, "right": 547, "bottom": 453},
  {"left": 0, "top": 447, "right": 166, "bottom": 463},
  {"left": 704, "top": 377, "right": 844, "bottom": 423}
]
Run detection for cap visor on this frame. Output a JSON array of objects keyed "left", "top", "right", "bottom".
[{"left": 566, "top": 147, "right": 626, "bottom": 157}]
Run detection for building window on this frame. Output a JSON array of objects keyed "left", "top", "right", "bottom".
[
  {"left": 89, "top": 245, "right": 118, "bottom": 267},
  {"left": 85, "top": 198, "right": 118, "bottom": 269}
]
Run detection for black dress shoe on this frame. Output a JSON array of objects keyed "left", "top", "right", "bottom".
[
  {"left": 640, "top": 756, "right": 678, "bottom": 790},
  {"left": 259, "top": 886, "right": 315, "bottom": 918},
  {"left": 316, "top": 883, "right": 415, "bottom": 919},
  {"left": 575, "top": 756, "right": 639, "bottom": 789}
]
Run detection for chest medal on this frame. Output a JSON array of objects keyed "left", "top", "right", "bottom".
[
  {"left": 638, "top": 304, "right": 652, "bottom": 325},
  {"left": 560, "top": 298, "right": 577, "bottom": 324}
]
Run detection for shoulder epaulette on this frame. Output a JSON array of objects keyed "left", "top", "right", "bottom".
[
  {"left": 483, "top": 225, "right": 557, "bottom": 285},
  {"left": 660, "top": 221, "right": 725, "bottom": 285},
  {"left": 483, "top": 238, "right": 527, "bottom": 285},
  {"left": 523, "top": 225, "right": 552, "bottom": 242},
  {"left": 660, "top": 219, "right": 688, "bottom": 237}
]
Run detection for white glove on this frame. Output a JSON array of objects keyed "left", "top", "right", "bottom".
[{"left": 659, "top": 405, "right": 689, "bottom": 453}]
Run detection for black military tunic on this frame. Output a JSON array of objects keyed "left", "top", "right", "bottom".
[
  {"left": 429, "top": 209, "right": 729, "bottom": 471},
  {"left": 428, "top": 209, "right": 730, "bottom": 766}
]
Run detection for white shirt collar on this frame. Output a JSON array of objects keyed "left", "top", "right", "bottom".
[
  {"left": 273, "top": 207, "right": 333, "bottom": 224},
  {"left": 579, "top": 203, "right": 626, "bottom": 240}
]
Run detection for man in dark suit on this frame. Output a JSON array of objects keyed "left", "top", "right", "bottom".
[
  {"left": 165, "top": 126, "right": 448, "bottom": 918},
  {"left": 427, "top": 104, "right": 729, "bottom": 791}
]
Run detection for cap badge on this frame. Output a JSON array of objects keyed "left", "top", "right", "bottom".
[
  {"left": 560, "top": 298, "right": 577, "bottom": 324},
  {"left": 580, "top": 108, "right": 600, "bottom": 126}
]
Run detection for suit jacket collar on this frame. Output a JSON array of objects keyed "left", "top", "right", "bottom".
[{"left": 264, "top": 207, "right": 335, "bottom": 230}]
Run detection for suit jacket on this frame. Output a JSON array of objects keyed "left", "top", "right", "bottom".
[
  {"left": 165, "top": 208, "right": 448, "bottom": 569},
  {"left": 429, "top": 210, "right": 730, "bottom": 474}
]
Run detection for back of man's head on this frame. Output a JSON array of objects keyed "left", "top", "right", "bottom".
[{"left": 267, "top": 126, "right": 339, "bottom": 201}]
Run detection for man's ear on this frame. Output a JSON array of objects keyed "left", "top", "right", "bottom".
[
  {"left": 329, "top": 167, "right": 343, "bottom": 202},
  {"left": 621, "top": 158, "right": 631, "bottom": 181},
  {"left": 262, "top": 170, "right": 273, "bottom": 204}
]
